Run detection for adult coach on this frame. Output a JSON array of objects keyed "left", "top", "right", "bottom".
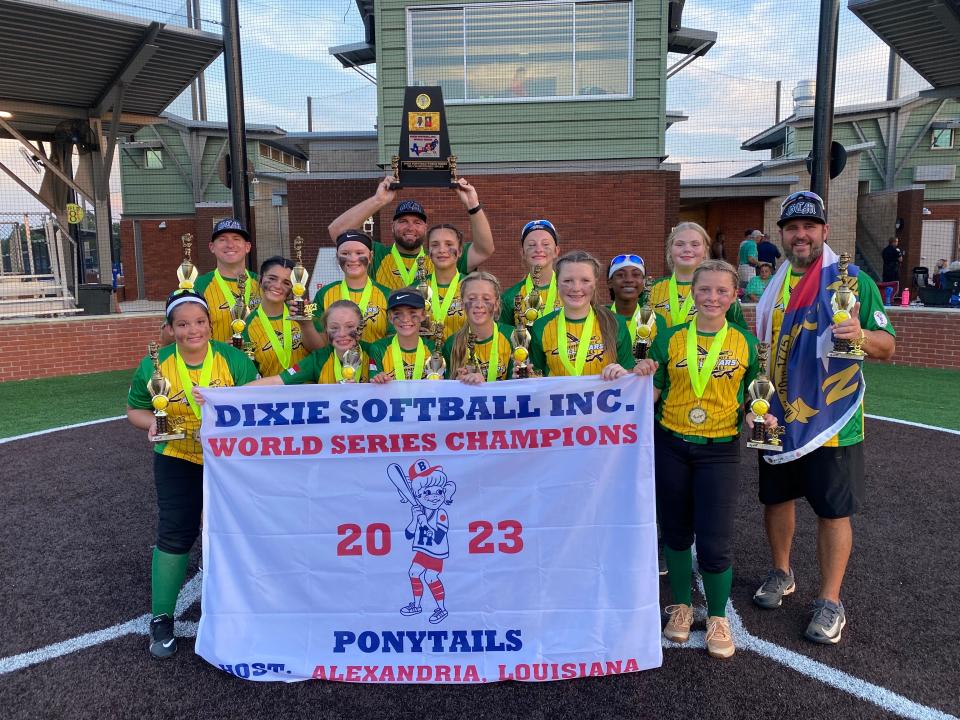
[
  {"left": 751, "top": 191, "right": 895, "bottom": 645},
  {"left": 325, "top": 176, "right": 495, "bottom": 291}
]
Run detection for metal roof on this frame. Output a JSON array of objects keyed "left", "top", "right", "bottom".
[
  {"left": 0, "top": 0, "right": 223, "bottom": 140},
  {"left": 849, "top": 0, "right": 960, "bottom": 97}
]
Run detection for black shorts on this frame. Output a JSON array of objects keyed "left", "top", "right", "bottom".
[{"left": 757, "top": 443, "right": 864, "bottom": 519}]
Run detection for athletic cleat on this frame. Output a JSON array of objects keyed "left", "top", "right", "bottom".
[
  {"left": 399, "top": 602, "right": 422, "bottom": 616},
  {"left": 705, "top": 616, "right": 735, "bottom": 659},
  {"left": 805, "top": 599, "right": 846, "bottom": 645},
  {"left": 662, "top": 603, "right": 694, "bottom": 643},
  {"left": 753, "top": 568, "right": 796, "bottom": 608},
  {"left": 149, "top": 614, "right": 177, "bottom": 659},
  {"left": 428, "top": 608, "right": 449, "bottom": 624}
]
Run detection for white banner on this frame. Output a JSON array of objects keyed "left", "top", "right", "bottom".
[{"left": 196, "top": 376, "right": 661, "bottom": 683}]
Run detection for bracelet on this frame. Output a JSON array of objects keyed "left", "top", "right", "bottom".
[{"left": 467, "top": 204, "right": 483, "bottom": 215}]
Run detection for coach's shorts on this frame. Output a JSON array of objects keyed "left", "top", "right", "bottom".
[{"left": 757, "top": 443, "right": 864, "bottom": 519}]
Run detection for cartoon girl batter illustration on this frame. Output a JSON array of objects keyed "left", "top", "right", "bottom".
[{"left": 388, "top": 459, "right": 456, "bottom": 624}]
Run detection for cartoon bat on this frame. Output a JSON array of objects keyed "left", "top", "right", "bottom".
[{"left": 387, "top": 462, "right": 418, "bottom": 506}]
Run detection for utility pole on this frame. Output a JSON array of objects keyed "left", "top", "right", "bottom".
[
  {"left": 885, "top": 48, "right": 901, "bottom": 189},
  {"left": 809, "top": 0, "right": 840, "bottom": 206},
  {"left": 221, "top": 0, "right": 251, "bottom": 233},
  {"left": 775, "top": 80, "right": 782, "bottom": 125}
]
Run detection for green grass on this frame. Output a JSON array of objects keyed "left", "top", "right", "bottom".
[
  {"left": 0, "top": 369, "right": 131, "bottom": 439},
  {"left": 0, "top": 364, "right": 956, "bottom": 439}
]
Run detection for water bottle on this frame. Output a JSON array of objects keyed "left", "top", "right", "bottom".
[
  {"left": 884, "top": 286, "right": 893, "bottom": 305},
  {"left": 900, "top": 289, "right": 910, "bottom": 306}
]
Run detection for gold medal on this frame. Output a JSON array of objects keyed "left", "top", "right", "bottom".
[{"left": 688, "top": 406, "right": 707, "bottom": 425}]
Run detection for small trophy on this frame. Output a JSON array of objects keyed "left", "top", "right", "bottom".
[
  {"left": 465, "top": 327, "right": 480, "bottom": 375},
  {"left": 146, "top": 342, "right": 185, "bottom": 441},
  {"left": 524, "top": 264, "right": 543, "bottom": 324},
  {"left": 746, "top": 343, "right": 783, "bottom": 452},
  {"left": 632, "top": 304, "right": 656, "bottom": 360},
  {"left": 230, "top": 272, "right": 250, "bottom": 349},
  {"left": 511, "top": 295, "right": 533, "bottom": 379},
  {"left": 828, "top": 253, "right": 866, "bottom": 361},
  {"left": 338, "top": 320, "right": 365, "bottom": 383},
  {"left": 416, "top": 256, "right": 434, "bottom": 337},
  {"left": 177, "top": 234, "right": 198, "bottom": 290},
  {"left": 425, "top": 321, "right": 446, "bottom": 380},
  {"left": 289, "top": 236, "right": 313, "bottom": 321}
]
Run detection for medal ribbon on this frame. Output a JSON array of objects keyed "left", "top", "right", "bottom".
[
  {"left": 213, "top": 269, "right": 251, "bottom": 306},
  {"left": 556, "top": 309, "right": 595, "bottom": 377},
  {"left": 389, "top": 336, "right": 426, "bottom": 380},
  {"left": 685, "top": 319, "right": 728, "bottom": 402},
  {"left": 523, "top": 272, "right": 558, "bottom": 317},
  {"left": 610, "top": 302, "right": 642, "bottom": 344},
  {"left": 780, "top": 266, "right": 793, "bottom": 311},
  {"left": 340, "top": 278, "right": 373, "bottom": 317},
  {"left": 175, "top": 343, "right": 214, "bottom": 420},
  {"left": 668, "top": 274, "right": 695, "bottom": 326},
  {"left": 430, "top": 273, "right": 461, "bottom": 325},
  {"left": 478, "top": 324, "right": 501, "bottom": 382},
  {"left": 256, "top": 304, "right": 292, "bottom": 369},
  {"left": 390, "top": 245, "right": 423, "bottom": 287}
]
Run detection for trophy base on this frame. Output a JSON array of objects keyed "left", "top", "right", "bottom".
[
  {"left": 288, "top": 314, "right": 313, "bottom": 322},
  {"left": 152, "top": 431, "right": 186, "bottom": 442},
  {"left": 827, "top": 350, "right": 865, "bottom": 361},
  {"left": 747, "top": 440, "right": 784, "bottom": 452},
  {"left": 388, "top": 182, "right": 402, "bottom": 191}
]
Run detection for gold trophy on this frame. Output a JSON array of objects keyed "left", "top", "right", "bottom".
[
  {"left": 229, "top": 272, "right": 250, "bottom": 349},
  {"left": 465, "top": 327, "right": 480, "bottom": 375},
  {"left": 632, "top": 304, "right": 656, "bottom": 360},
  {"left": 510, "top": 295, "right": 533, "bottom": 379},
  {"left": 177, "top": 234, "right": 198, "bottom": 290},
  {"left": 828, "top": 253, "right": 866, "bottom": 361},
  {"left": 338, "top": 318, "right": 365, "bottom": 383},
  {"left": 746, "top": 343, "right": 783, "bottom": 452},
  {"left": 415, "top": 255, "right": 434, "bottom": 337},
  {"left": 425, "top": 321, "right": 446, "bottom": 379},
  {"left": 146, "top": 342, "right": 185, "bottom": 441},
  {"left": 289, "top": 236, "right": 313, "bottom": 321},
  {"left": 524, "top": 264, "right": 543, "bottom": 324}
]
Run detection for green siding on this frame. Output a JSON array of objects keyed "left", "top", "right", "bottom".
[
  {"left": 120, "top": 125, "right": 194, "bottom": 216},
  {"left": 376, "top": 0, "right": 667, "bottom": 165}
]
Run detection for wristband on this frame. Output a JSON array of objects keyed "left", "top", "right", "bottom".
[{"left": 467, "top": 204, "right": 483, "bottom": 215}]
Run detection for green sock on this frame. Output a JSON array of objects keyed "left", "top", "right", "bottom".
[
  {"left": 663, "top": 545, "right": 693, "bottom": 606},
  {"left": 151, "top": 548, "right": 190, "bottom": 618},
  {"left": 702, "top": 566, "right": 733, "bottom": 618}
]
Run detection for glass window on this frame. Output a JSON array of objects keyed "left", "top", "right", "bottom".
[
  {"left": 144, "top": 149, "right": 163, "bottom": 169},
  {"left": 931, "top": 128, "right": 954, "bottom": 150},
  {"left": 408, "top": 1, "right": 631, "bottom": 104}
]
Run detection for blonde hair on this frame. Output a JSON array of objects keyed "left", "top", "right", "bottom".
[
  {"left": 692, "top": 259, "right": 739, "bottom": 291},
  {"left": 554, "top": 250, "right": 620, "bottom": 366},
  {"left": 665, "top": 221, "right": 710, "bottom": 271},
  {"left": 448, "top": 271, "right": 503, "bottom": 377}
]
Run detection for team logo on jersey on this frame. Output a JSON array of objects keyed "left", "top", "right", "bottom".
[
  {"left": 675, "top": 347, "right": 741, "bottom": 379},
  {"left": 549, "top": 333, "right": 606, "bottom": 365},
  {"left": 387, "top": 460, "right": 458, "bottom": 625}
]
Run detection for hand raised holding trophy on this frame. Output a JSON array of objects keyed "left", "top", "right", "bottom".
[
  {"left": 746, "top": 343, "right": 783, "bottom": 452},
  {"left": 146, "top": 342, "right": 185, "bottom": 441}
]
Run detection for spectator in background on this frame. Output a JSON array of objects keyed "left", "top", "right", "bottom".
[
  {"left": 881, "top": 237, "right": 904, "bottom": 283},
  {"left": 711, "top": 231, "right": 726, "bottom": 261},
  {"left": 933, "top": 258, "right": 948, "bottom": 288},
  {"left": 738, "top": 229, "right": 761, "bottom": 287},
  {"left": 757, "top": 232, "right": 782, "bottom": 270},
  {"left": 745, "top": 262, "right": 773, "bottom": 302}
]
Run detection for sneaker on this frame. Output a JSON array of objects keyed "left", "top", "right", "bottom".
[
  {"left": 428, "top": 608, "right": 449, "bottom": 624},
  {"left": 805, "top": 599, "right": 846, "bottom": 645},
  {"left": 149, "top": 614, "right": 177, "bottom": 659},
  {"left": 399, "top": 602, "right": 422, "bottom": 617},
  {"left": 753, "top": 568, "right": 796, "bottom": 608},
  {"left": 662, "top": 604, "right": 694, "bottom": 643},
  {"left": 705, "top": 616, "right": 735, "bottom": 659}
]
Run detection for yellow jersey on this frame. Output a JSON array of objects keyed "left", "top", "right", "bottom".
[
  {"left": 313, "top": 279, "right": 392, "bottom": 344},
  {"left": 192, "top": 270, "right": 261, "bottom": 344},
  {"left": 530, "top": 310, "right": 635, "bottom": 377},
  {"left": 241, "top": 310, "right": 309, "bottom": 377}
]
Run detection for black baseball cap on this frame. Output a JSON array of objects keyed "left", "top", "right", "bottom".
[
  {"left": 387, "top": 288, "right": 426, "bottom": 310},
  {"left": 336, "top": 229, "right": 373, "bottom": 251},
  {"left": 211, "top": 217, "right": 251, "bottom": 242},
  {"left": 778, "top": 191, "right": 827, "bottom": 227},
  {"left": 393, "top": 200, "right": 427, "bottom": 222}
]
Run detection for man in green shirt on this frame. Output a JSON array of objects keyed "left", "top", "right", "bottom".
[{"left": 737, "top": 229, "right": 760, "bottom": 288}]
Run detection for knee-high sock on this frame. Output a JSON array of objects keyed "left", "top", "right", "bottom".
[
  {"left": 701, "top": 566, "right": 733, "bottom": 618},
  {"left": 427, "top": 579, "right": 445, "bottom": 603},
  {"left": 151, "top": 548, "right": 189, "bottom": 618},
  {"left": 664, "top": 545, "right": 693, "bottom": 606},
  {"left": 410, "top": 577, "right": 424, "bottom": 599}
]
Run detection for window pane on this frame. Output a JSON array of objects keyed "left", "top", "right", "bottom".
[
  {"left": 465, "top": 3, "right": 574, "bottom": 100},
  {"left": 145, "top": 149, "right": 162, "bottom": 169},
  {"left": 575, "top": 2, "right": 630, "bottom": 96},
  {"left": 932, "top": 128, "right": 954, "bottom": 149},
  {"left": 410, "top": 8, "right": 465, "bottom": 101}
]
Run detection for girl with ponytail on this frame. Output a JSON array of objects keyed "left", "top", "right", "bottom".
[{"left": 444, "top": 271, "right": 515, "bottom": 383}]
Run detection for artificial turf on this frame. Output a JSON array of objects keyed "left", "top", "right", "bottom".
[{"left": 862, "top": 362, "right": 960, "bottom": 430}]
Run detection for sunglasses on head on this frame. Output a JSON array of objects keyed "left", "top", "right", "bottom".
[
  {"left": 780, "top": 191, "right": 824, "bottom": 210},
  {"left": 522, "top": 219, "right": 557, "bottom": 235},
  {"left": 610, "top": 254, "right": 644, "bottom": 268}
]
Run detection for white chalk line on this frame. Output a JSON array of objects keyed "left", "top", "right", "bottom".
[
  {"left": 865, "top": 414, "right": 960, "bottom": 436},
  {"left": 0, "top": 416, "right": 125, "bottom": 444}
]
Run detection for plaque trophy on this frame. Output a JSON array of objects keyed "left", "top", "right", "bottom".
[
  {"left": 632, "top": 304, "right": 656, "bottom": 360},
  {"left": 511, "top": 295, "right": 533, "bottom": 379},
  {"left": 289, "top": 236, "right": 314, "bottom": 321},
  {"left": 523, "top": 265, "right": 544, "bottom": 324},
  {"left": 416, "top": 256, "right": 434, "bottom": 337},
  {"left": 230, "top": 272, "right": 250, "bottom": 349},
  {"left": 177, "top": 234, "right": 198, "bottom": 290},
  {"left": 146, "top": 341, "right": 185, "bottom": 441},
  {"left": 425, "top": 321, "right": 446, "bottom": 380},
  {"left": 389, "top": 87, "right": 460, "bottom": 190},
  {"left": 746, "top": 343, "right": 783, "bottom": 452},
  {"left": 465, "top": 327, "right": 480, "bottom": 375},
  {"left": 828, "top": 253, "right": 866, "bottom": 361}
]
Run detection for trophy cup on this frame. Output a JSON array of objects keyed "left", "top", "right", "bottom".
[
  {"left": 230, "top": 272, "right": 250, "bottom": 349},
  {"left": 632, "top": 304, "right": 656, "bottom": 360},
  {"left": 338, "top": 320, "right": 365, "bottom": 383},
  {"left": 746, "top": 343, "right": 783, "bottom": 452},
  {"left": 177, "top": 234, "right": 198, "bottom": 290},
  {"left": 465, "top": 327, "right": 480, "bottom": 375},
  {"left": 416, "top": 256, "right": 434, "bottom": 337},
  {"left": 511, "top": 295, "right": 533, "bottom": 379},
  {"left": 289, "top": 236, "right": 313, "bottom": 321},
  {"left": 146, "top": 342, "right": 185, "bottom": 441},
  {"left": 828, "top": 253, "right": 866, "bottom": 361},
  {"left": 425, "top": 321, "right": 446, "bottom": 380},
  {"left": 524, "top": 264, "right": 543, "bottom": 324}
]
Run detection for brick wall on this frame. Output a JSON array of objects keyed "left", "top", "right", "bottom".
[
  {"left": 681, "top": 199, "right": 766, "bottom": 265},
  {"left": 0, "top": 314, "right": 165, "bottom": 382}
]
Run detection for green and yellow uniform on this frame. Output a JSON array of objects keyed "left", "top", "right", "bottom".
[
  {"left": 771, "top": 268, "right": 894, "bottom": 446},
  {"left": 426, "top": 273, "right": 467, "bottom": 340},
  {"left": 127, "top": 341, "right": 257, "bottom": 465},
  {"left": 241, "top": 307, "right": 309, "bottom": 378},
  {"left": 312, "top": 278, "right": 392, "bottom": 344},
  {"left": 192, "top": 269, "right": 260, "bottom": 344},
  {"left": 609, "top": 292, "right": 653, "bottom": 345},
  {"left": 530, "top": 309, "right": 635, "bottom": 377},
  {"left": 499, "top": 272, "right": 563, "bottom": 326},
  {"left": 281, "top": 343, "right": 372, "bottom": 385},
  {"left": 646, "top": 275, "right": 747, "bottom": 340},
  {"left": 368, "top": 335, "right": 436, "bottom": 379},
  {"left": 650, "top": 321, "right": 759, "bottom": 441},
  {"left": 371, "top": 241, "right": 472, "bottom": 291},
  {"left": 442, "top": 323, "right": 515, "bottom": 381}
]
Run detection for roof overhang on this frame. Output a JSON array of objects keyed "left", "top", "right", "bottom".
[
  {"left": 667, "top": 26, "right": 717, "bottom": 57},
  {"left": 849, "top": 0, "right": 960, "bottom": 95},
  {"left": 680, "top": 176, "right": 799, "bottom": 202},
  {"left": 0, "top": 0, "right": 223, "bottom": 141},
  {"left": 330, "top": 41, "right": 376, "bottom": 69}
]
